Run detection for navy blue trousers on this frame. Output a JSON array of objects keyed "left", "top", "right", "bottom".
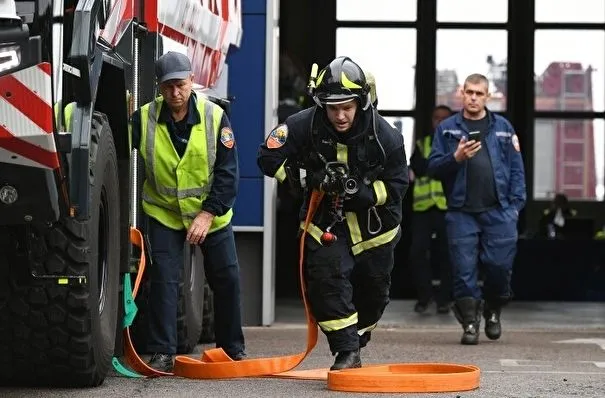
[
  {"left": 445, "top": 207, "right": 518, "bottom": 301},
  {"left": 146, "top": 217, "right": 245, "bottom": 356}
]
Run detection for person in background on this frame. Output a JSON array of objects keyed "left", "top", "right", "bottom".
[
  {"left": 408, "top": 105, "right": 453, "bottom": 314},
  {"left": 427, "top": 73, "right": 526, "bottom": 345},
  {"left": 538, "top": 193, "right": 576, "bottom": 239}
]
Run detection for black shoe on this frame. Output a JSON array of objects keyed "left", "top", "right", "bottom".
[
  {"left": 484, "top": 310, "right": 502, "bottom": 340},
  {"left": 359, "top": 331, "right": 372, "bottom": 349},
  {"left": 330, "top": 350, "right": 362, "bottom": 371},
  {"left": 414, "top": 300, "right": 431, "bottom": 314},
  {"left": 452, "top": 298, "right": 482, "bottom": 345},
  {"left": 147, "top": 353, "right": 174, "bottom": 372},
  {"left": 229, "top": 351, "right": 248, "bottom": 361},
  {"left": 460, "top": 323, "right": 480, "bottom": 345}
]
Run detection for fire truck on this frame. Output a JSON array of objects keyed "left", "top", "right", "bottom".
[
  {"left": 436, "top": 58, "right": 597, "bottom": 200},
  {"left": 0, "top": 0, "right": 241, "bottom": 387}
]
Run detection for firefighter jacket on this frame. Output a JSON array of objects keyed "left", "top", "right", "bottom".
[
  {"left": 410, "top": 135, "right": 446, "bottom": 212},
  {"left": 427, "top": 110, "right": 527, "bottom": 212},
  {"left": 257, "top": 106, "right": 409, "bottom": 256},
  {"left": 130, "top": 95, "right": 238, "bottom": 232}
]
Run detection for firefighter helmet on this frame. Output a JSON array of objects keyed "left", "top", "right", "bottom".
[{"left": 313, "top": 56, "right": 371, "bottom": 110}]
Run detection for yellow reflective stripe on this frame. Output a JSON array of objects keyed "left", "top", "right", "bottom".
[
  {"left": 318, "top": 312, "right": 358, "bottom": 332},
  {"left": 336, "top": 143, "right": 348, "bottom": 164},
  {"left": 341, "top": 72, "right": 362, "bottom": 89},
  {"left": 316, "top": 69, "right": 326, "bottom": 87},
  {"left": 345, "top": 212, "right": 363, "bottom": 244},
  {"left": 357, "top": 322, "right": 377, "bottom": 336},
  {"left": 299, "top": 221, "right": 324, "bottom": 244},
  {"left": 275, "top": 162, "right": 287, "bottom": 183},
  {"left": 372, "top": 180, "right": 387, "bottom": 206},
  {"left": 413, "top": 178, "right": 446, "bottom": 211},
  {"left": 351, "top": 225, "right": 400, "bottom": 256}
]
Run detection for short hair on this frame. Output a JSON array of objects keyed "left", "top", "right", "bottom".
[
  {"left": 434, "top": 104, "right": 452, "bottom": 114},
  {"left": 463, "top": 73, "right": 489, "bottom": 91}
]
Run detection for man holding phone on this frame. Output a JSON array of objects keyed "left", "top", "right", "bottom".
[{"left": 427, "top": 73, "right": 526, "bottom": 345}]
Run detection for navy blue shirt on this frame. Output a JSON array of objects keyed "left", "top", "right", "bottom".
[
  {"left": 462, "top": 115, "right": 498, "bottom": 212},
  {"left": 130, "top": 95, "right": 239, "bottom": 217}
]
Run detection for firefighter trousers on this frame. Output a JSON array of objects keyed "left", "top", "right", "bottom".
[
  {"left": 445, "top": 207, "right": 518, "bottom": 301},
  {"left": 304, "top": 225, "right": 400, "bottom": 354},
  {"left": 146, "top": 217, "right": 245, "bottom": 357}
]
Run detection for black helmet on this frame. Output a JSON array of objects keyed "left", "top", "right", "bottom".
[{"left": 313, "top": 56, "right": 371, "bottom": 110}]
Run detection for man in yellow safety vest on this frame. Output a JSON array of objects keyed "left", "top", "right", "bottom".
[
  {"left": 408, "top": 105, "right": 453, "bottom": 314},
  {"left": 130, "top": 52, "right": 246, "bottom": 371}
]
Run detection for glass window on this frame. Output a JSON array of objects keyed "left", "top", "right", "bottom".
[
  {"left": 336, "top": 0, "right": 416, "bottom": 21},
  {"left": 533, "top": 118, "right": 605, "bottom": 201},
  {"left": 436, "top": 29, "right": 507, "bottom": 111},
  {"left": 535, "top": 0, "right": 605, "bottom": 23},
  {"left": 336, "top": 28, "right": 416, "bottom": 110},
  {"left": 384, "top": 117, "right": 415, "bottom": 163},
  {"left": 437, "top": 0, "right": 507, "bottom": 23},
  {"left": 535, "top": 30, "right": 605, "bottom": 112}
]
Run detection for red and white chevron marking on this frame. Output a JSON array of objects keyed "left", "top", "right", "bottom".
[{"left": 0, "top": 62, "right": 59, "bottom": 169}]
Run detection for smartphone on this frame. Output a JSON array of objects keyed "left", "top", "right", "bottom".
[{"left": 468, "top": 131, "right": 482, "bottom": 142}]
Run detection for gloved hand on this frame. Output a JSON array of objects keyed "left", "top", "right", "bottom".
[
  {"left": 307, "top": 169, "right": 346, "bottom": 195},
  {"left": 343, "top": 181, "right": 376, "bottom": 212},
  {"left": 306, "top": 169, "right": 328, "bottom": 191}
]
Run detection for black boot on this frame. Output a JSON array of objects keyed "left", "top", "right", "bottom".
[
  {"left": 359, "top": 331, "right": 372, "bottom": 349},
  {"left": 147, "top": 353, "right": 174, "bottom": 372},
  {"left": 330, "top": 349, "right": 362, "bottom": 370},
  {"left": 229, "top": 351, "right": 248, "bottom": 361},
  {"left": 483, "top": 297, "right": 509, "bottom": 340},
  {"left": 483, "top": 306, "right": 501, "bottom": 340},
  {"left": 453, "top": 298, "right": 483, "bottom": 345}
]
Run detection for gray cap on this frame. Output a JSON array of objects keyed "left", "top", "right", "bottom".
[{"left": 155, "top": 51, "right": 192, "bottom": 83}]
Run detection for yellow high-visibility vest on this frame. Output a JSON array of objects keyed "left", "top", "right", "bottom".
[
  {"left": 139, "top": 96, "right": 232, "bottom": 232},
  {"left": 412, "top": 135, "right": 446, "bottom": 212}
]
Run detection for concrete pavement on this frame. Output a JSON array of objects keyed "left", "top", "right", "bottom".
[{"left": 1, "top": 300, "right": 604, "bottom": 397}]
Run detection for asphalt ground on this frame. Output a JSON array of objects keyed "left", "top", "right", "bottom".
[{"left": 2, "top": 300, "right": 605, "bottom": 398}]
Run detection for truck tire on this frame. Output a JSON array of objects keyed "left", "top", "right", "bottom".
[
  {"left": 0, "top": 112, "right": 120, "bottom": 387},
  {"left": 177, "top": 244, "right": 204, "bottom": 353},
  {"left": 199, "top": 281, "right": 215, "bottom": 344}
]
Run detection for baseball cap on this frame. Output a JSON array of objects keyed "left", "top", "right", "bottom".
[{"left": 155, "top": 52, "right": 192, "bottom": 83}]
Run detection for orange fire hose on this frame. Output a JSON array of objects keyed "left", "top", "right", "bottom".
[{"left": 124, "top": 191, "right": 481, "bottom": 392}]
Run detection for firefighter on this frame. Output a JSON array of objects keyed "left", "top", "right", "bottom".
[
  {"left": 130, "top": 52, "right": 246, "bottom": 371},
  {"left": 257, "top": 56, "right": 409, "bottom": 370},
  {"left": 409, "top": 105, "right": 453, "bottom": 314},
  {"left": 427, "top": 73, "right": 526, "bottom": 345}
]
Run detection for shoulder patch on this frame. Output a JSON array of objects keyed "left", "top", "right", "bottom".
[
  {"left": 266, "top": 124, "right": 288, "bottom": 149},
  {"left": 220, "top": 127, "right": 235, "bottom": 149},
  {"left": 512, "top": 134, "right": 520, "bottom": 152}
]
